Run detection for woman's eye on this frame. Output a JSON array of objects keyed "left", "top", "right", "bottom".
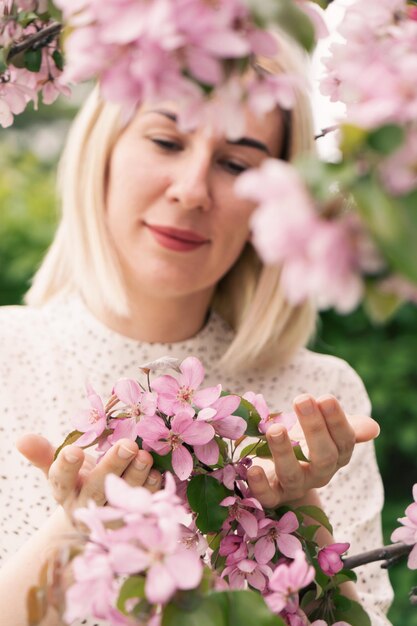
[
  {"left": 220, "top": 159, "right": 248, "bottom": 176},
  {"left": 151, "top": 138, "right": 182, "bottom": 151}
]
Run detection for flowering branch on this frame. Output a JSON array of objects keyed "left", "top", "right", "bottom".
[
  {"left": 7, "top": 21, "right": 61, "bottom": 60},
  {"left": 344, "top": 542, "right": 413, "bottom": 571}
]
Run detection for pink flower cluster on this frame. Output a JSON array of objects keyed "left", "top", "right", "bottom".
[
  {"left": 0, "top": 5, "right": 69, "bottom": 127},
  {"left": 321, "top": 0, "right": 417, "bottom": 130},
  {"left": 65, "top": 472, "right": 203, "bottom": 624},
  {"left": 73, "top": 356, "right": 247, "bottom": 480},
  {"left": 51, "top": 0, "right": 298, "bottom": 137},
  {"left": 236, "top": 159, "right": 365, "bottom": 313}
]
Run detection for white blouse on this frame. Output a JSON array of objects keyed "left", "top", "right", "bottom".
[{"left": 0, "top": 294, "right": 393, "bottom": 625}]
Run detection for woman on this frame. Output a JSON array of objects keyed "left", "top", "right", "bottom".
[{"left": 0, "top": 32, "right": 392, "bottom": 625}]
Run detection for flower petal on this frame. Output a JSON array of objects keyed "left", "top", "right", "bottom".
[
  {"left": 113, "top": 378, "right": 142, "bottom": 406},
  {"left": 180, "top": 356, "right": 205, "bottom": 389},
  {"left": 194, "top": 439, "right": 219, "bottom": 465},
  {"left": 172, "top": 445, "right": 194, "bottom": 481},
  {"left": 194, "top": 384, "right": 222, "bottom": 408}
]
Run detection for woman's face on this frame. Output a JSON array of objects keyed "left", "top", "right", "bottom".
[{"left": 105, "top": 103, "right": 284, "bottom": 301}]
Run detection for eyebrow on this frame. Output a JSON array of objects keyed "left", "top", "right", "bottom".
[{"left": 146, "top": 109, "right": 271, "bottom": 156}]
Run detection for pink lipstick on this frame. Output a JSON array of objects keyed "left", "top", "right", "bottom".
[{"left": 144, "top": 223, "right": 210, "bottom": 252}]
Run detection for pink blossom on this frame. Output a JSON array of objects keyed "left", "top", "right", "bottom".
[
  {"left": 137, "top": 411, "right": 215, "bottom": 480},
  {"left": 108, "top": 379, "right": 158, "bottom": 445},
  {"left": 378, "top": 275, "right": 417, "bottom": 304},
  {"left": 243, "top": 391, "right": 296, "bottom": 435},
  {"left": 152, "top": 356, "right": 221, "bottom": 415},
  {"left": 254, "top": 512, "right": 302, "bottom": 563},
  {"left": 72, "top": 383, "right": 107, "bottom": 447},
  {"left": 221, "top": 495, "right": 264, "bottom": 538},
  {"left": 265, "top": 551, "right": 315, "bottom": 614},
  {"left": 222, "top": 558, "right": 272, "bottom": 591},
  {"left": 391, "top": 484, "right": 417, "bottom": 569},
  {"left": 194, "top": 395, "right": 246, "bottom": 464},
  {"left": 213, "top": 458, "right": 252, "bottom": 490},
  {"left": 317, "top": 542, "right": 350, "bottom": 576}
]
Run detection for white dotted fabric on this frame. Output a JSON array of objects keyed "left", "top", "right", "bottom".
[{"left": 0, "top": 294, "right": 393, "bottom": 625}]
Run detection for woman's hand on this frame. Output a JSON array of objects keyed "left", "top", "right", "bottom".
[
  {"left": 16, "top": 434, "right": 162, "bottom": 518},
  {"left": 246, "top": 393, "right": 380, "bottom": 508}
]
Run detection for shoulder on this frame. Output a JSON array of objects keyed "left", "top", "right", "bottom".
[{"left": 0, "top": 304, "right": 50, "bottom": 359}]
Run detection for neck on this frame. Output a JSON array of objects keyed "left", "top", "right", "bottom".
[{"left": 90, "top": 288, "right": 214, "bottom": 344}]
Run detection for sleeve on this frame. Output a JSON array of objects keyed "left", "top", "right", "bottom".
[{"left": 317, "top": 360, "right": 394, "bottom": 626}]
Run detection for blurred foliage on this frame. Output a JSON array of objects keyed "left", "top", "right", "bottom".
[{"left": 1, "top": 100, "right": 417, "bottom": 622}]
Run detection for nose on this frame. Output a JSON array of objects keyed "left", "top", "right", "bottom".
[{"left": 166, "top": 146, "right": 212, "bottom": 212}]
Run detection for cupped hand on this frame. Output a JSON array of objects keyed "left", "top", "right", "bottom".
[
  {"left": 16, "top": 434, "right": 162, "bottom": 518},
  {"left": 246, "top": 393, "right": 380, "bottom": 508}
]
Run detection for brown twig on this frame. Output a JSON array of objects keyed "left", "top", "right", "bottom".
[
  {"left": 343, "top": 542, "right": 413, "bottom": 570},
  {"left": 314, "top": 124, "right": 340, "bottom": 140},
  {"left": 7, "top": 21, "right": 62, "bottom": 60}
]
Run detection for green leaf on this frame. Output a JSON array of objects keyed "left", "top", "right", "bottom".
[
  {"left": 297, "top": 524, "right": 320, "bottom": 541},
  {"left": 332, "top": 596, "right": 371, "bottom": 626},
  {"left": 52, "top": 49, "right": 64, "bottom": 71},
  {"left": 209, "top": 590, "right": 286, "bottom": 626},
  {"left": 234, "top": 397, "right": 261, "bottom": 437},
  {"left": 187, "top": 475, "right": 231, "bottom": 533},
  {"left": 116, "top": 576, "right": 145, "bottom": 615},
  {"left": 332, "top": 568, "right": 357, "bottom": 585},
  {"left": 296, "top": 505, "right": 333, "bottom": 534},
  {"left": 24, "top": 49, "right": 42, "bottom": 72},
  {"left": 293, "top": 444, "right": 310, "bottom": 462},
  {"left": 367, "top": 124, "right": 405, "bottom": 156},
  {"left": 363, "top": 281, "right": 403, "bottom": 324},
  {"left": 246, "top": 0, "right": 315, "bottom": 51},
  {"left": 53, "top": 430, "right": 85, "bottom": 460},
  {"left": 239, "top": 440, "right": 271, "bottom": 459},
  {"left": 339, "top": 124, "right": 368, "bottom": 157},
  {"left": 149, "top": 450, "right": 173, "bottom": 473},
  {"left": 162, "top": 595, "right": 222, "bottom": 626},
  {"left": 352, "top": 177, "right": 417, "bottom": 283}
]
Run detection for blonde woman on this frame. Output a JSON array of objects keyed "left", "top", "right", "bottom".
[{"left": 0, "top": 33, "right": 392, "bottom": 626}]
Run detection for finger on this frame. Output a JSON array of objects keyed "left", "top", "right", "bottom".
[
  {"left": 293, "top": 394, "right": 338, "bottom": 486},
  {"left": 349, "top": 414, "right": 380, "bottom": 443},
  {"left": 247, "top": 465, "right": 282, "bottom": 508},
  {"left": 16, "top": 434, "right": 56, "bottom": 477},
  {"left": 82, "top": 439, "right": 138, "bottom": 505},
  {"left": 266, "top": 424, "right": 305, "bottom": 500},
  {"left": 317, "top": 395, "right": 355, "bottom": 467},
  {"left": 122, "top": 449, "right": 154, "bottom": 487},
  {"left": 48, "top": 445, "right": 85, "bottom": 504},
  {"left": 144, "top": 469, "right": 163, "bottom": 494}
]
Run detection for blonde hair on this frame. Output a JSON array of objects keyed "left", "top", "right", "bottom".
[{"left": 26, "top": 30, "right": 317, "bottom": 373}]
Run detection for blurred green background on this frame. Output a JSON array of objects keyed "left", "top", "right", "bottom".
[{"left": 1, "top": 98, "right": 416, "bottom": 625}]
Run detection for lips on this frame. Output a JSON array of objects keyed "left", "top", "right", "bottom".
[{"left": 144, "top": 222, "right": 210, "bottom": 252}]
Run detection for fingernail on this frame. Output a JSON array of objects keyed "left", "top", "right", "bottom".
[
  {"left": 296, "top": 396, "right": 314, "bottom": 417},
  {"left": 147, "top": 473, "right": 158, "bottom": 485},
  {"left": 134, "top": 453, "right": 149, "bottom": 471},
  {"left": 270, "top": 428, "right": 285, "bottom": 441},
  {"left": 64, "top": 448, "right": 80, "bottom": 464},
  {"left": 319, "top": 397, "right": 335, "bottom": 418},
  {"left": 118, "top": 444, "right": 136, "bottom": 459}
]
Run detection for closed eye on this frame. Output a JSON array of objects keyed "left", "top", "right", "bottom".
[
  {"left": 219, "top": 159, "right": 248, "bottom": 176},
  {"left": 151, "top": 138, "right": 182, "bottom": 152}
]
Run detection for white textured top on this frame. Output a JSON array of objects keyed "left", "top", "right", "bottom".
[{"left": 0, "top": 294, "right": 393, "bottom": 625}]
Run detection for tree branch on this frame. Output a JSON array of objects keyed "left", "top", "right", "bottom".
[
  {"left": 343, "top": 542, "right": 413, "bottom": 570},
  {"left": 7, "top": 21, "right": 62, "bottom": 60}
]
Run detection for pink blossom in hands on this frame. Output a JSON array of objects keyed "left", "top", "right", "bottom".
[
  {"left": 72, "top": 383, "right": 107, "bottom": 447},
  {"left": 391, "top": 484, "right": 417, "bottom": 569},
  {"left": 255, "top": 512, "right": 302, "bottom": 563},
  {"left": 317, "top": 542, "right": 350, "bottom": 576},
  {"left": 152, "top": 356, "right": 221, "bottom": 415},
  {"left": 137, "top": 411, "right": 215, "bottom": 480},
  {"left": 108, "top": 379, "right": 158, "bottom": 445},
  {"left": 265, "top": 551, "right": 315, "bottom": 614}
]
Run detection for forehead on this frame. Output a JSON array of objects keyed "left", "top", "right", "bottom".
[{"left": 134, "top": 101, "right": 286, "bottom": 158}]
